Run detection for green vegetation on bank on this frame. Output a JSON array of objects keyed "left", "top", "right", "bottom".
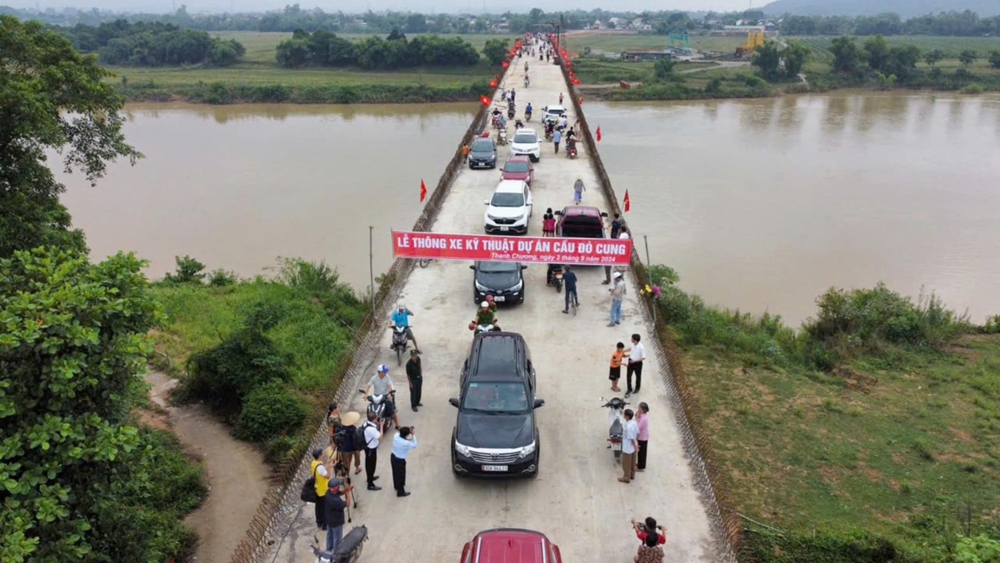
[
  {"left": 646, "top": 265, "right": 1000, "bottom": 562},
  {"left": 275, "top": 29, "right": 481, "bottom": 69},
  {"left": 57, "top": 20, "right": 246, "bottom": 66},
  {"left": 152, "top": 257, "right": 368, "bottom": 461}
]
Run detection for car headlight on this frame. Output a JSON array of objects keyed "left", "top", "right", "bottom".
[
  {"left": 475, "top": 281, "right": 489, "bottom": 292},
  {"left": 518, "top": 441, "right": 536, "bottom": 458},
  {"left": 487, "top": 214, "right": 500, "bottom": 222},
  {"left": 511, "top": 280, "right": 523, "bottom": 292},
  {"left": 455, "top": 441, "right": 472, "bottom": 457}
]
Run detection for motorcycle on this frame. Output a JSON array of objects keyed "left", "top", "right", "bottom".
[
  {"left": 546, "top": 264, "right": 564, "bottom": 293},
  {"left": 525, "top": 110, "right": 532, "bottom": 122},
  {"left": 360, "top": 389, "right": 396, "bottom": 434},
  {"left": 312, "top": 525, "right": 369, "bottom": 563},
  {"left": 498, "top": 127, "right": 507, "bottom": 146},
  {"left": 507, "top": 107, "right": 515, "bottom": 120},
  {"left": 389, "top": 324, "right": 410, "bottom": 366},
  {"left": 601, "top": 397, "right": 629, "bottom": 464},
  {"left": 524, "top": 76, "right": 530, "bottom": 88},
  {"left": 566, "top": 144, "right": 578, "bottom": 159},
  {"left": 469, "top": 319, "right": 501, "bottom": 335}
]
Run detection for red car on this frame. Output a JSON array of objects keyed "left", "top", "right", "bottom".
[
  {"left": 500, "top": 155, "right": 534, "bottom": 187},
  {"left": 461, "top": 529, "right": 563, "bottom": 563},
  {"left": 554, "top": 206, "right": 608, "bottom": 238}
]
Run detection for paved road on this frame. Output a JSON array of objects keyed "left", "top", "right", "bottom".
[{"left": 269, "top": 40, "right": 718, "bottom": 563}]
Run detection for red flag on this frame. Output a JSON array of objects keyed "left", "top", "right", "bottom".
[
  {"left": 420, "top": 180, "right": 428, "bottom": 203},
  {"left": 596, "top": 126, "right": 602, "bottom": 142},
  {"left": 623, "top": 190, "right": 631, "bottom": 212}
]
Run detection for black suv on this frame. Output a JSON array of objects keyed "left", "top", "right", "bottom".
[
  {"left": 450, "top": 332, "right": 544, "bottom": 478},
  {"left": 468, "top": 137, "right": 498, "bottom": 169},
  {"left": 471, "top": 261, "right": 527, "bottom": 305}
]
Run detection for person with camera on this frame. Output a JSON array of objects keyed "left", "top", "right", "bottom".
[
  {"left": 390, "top": 426, "right": 418, "bottom": 497},
  {"left": 323, "top": 478, "right": 354, "bottom": 552},
  {"left": 631, "top": 517, "right": 666, "bottom": 563}
]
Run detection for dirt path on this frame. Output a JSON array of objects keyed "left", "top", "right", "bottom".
[{"left": 145, "top": 371, "right": 270, "bottom": 563}]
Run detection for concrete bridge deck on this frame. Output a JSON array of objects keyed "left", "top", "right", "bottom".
[{"left": 267, "top": 41, "right": 718, "bottom": 563}]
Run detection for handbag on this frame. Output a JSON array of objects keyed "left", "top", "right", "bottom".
[{"left": 300, "top": 464, "right": 319, "bottom": 503}]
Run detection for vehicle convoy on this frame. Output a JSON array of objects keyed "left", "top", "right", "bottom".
[
  {"left": 500, "top": 155, "right": 534, "bottom": 187},
  {"left": 460, "top": 528, "right": 563, "bottom": 563},
  {"left": 471, "top": 261, "right": 527, "bottom": 304},
  {"left": 602, "top": 397, "right": 629, "bottom": 464},
  {"left": 484, "top": 180, "right": 533, "bottom": 235},
  {"left": 469, "top": 137, "right": 498, "bottom": 169},
  {"left": 450, "top": 332, "right": 544, "bottom": 478},
  {"left": 510, "top": 128, "right": 541, "bottom": 162},
  {"left": 554, "top": 206, "right": 608, "bottom": 238}
]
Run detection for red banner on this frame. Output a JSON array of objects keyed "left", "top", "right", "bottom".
[{"left": 392, "top": 231, "right": 632, "bottom": 266}]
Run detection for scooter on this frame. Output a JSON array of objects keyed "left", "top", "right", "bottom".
[
  {"left": 524, "top": 76, "right": 530, "bottom": 88},
  {"left": 469, "top": 320, "right": 501, "bottom": 335},
  {"left": 507, "top": 107, "right": 516, "bottom": 120},
  {"left": 601, "top": 397, "right": 629, "bottom": 464},
  {"left": 566, "top": 144, "right": 578, "bottom": 159},
  {"left": 498, "top": 127, "right": 507, "bottom": 146},
  {"left": 360, "top": 389, "right": 396, "bottom": 434},
  {"left": 311, "top": 524, "right": 369, "bottom": 563},
  {"left": 389, "top": 324, "right": 409, "bottom": 366},
  {"left": 547, "top": 264, "right": 564, "bottom": 293},
  {"left": 525, "top": 111, "right": 532, "bottom": 122}
]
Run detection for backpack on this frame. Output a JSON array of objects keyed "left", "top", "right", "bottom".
[
  {"left": 357, "top": 423, "right": 374, "bottom": 449},
  {"left": 300, "top": 463, "right": 319, "bottom": 503}
]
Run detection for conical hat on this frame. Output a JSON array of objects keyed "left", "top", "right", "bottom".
[{"left": 340, "top": 411, "right": 362, "bottom": 427}]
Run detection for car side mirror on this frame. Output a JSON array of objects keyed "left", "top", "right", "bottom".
[
  {"left": 554, "top": 211, "right": 563, "bottom": 216},
  {"left": 521, "top": 265, "right": 527, "bottom": 270},
  {"left": 533, "top": 399, "right": 545, "bottom": 409},
  {"left": 469, "top": 265, "right": 475, "bottom": 270},
  {"left": 600, "top": 212, "right": 609, "bottom": 218},
  {"left": 449, "top": 398, "right": 460, "bottom": 408}
]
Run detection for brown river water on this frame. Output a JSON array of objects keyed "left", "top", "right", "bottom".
[{"left": 59, "top": 94, "right": 1000, "bottom": 326}]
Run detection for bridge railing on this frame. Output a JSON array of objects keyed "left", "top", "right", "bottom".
[{"left": 553, "top": 42, "right": 748, "bottom": 563}]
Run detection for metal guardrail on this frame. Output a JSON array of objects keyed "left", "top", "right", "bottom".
[
  {"left": 230, "top": 100, "right": 494, "bottom": 563},
  {"left": 553, "top": 42, "right": 746, "bottom": 562}
]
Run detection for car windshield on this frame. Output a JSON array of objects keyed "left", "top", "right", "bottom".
[
  {"left": 549, "top": 109, "right": 566, "bottom": 116},
  {"left": 471, "top": 140, "right": 493, "bottom": 151},
  {"left": 479, "top": 261, "right": 519, "bottom": 274},
  {"left": 462, "top": 382, "right": 530, "bottom": 413},
  {"left": 513, "top": 133, "right": 536, "bottom": 144},
  {"left": 504, "top": 161, "right": 530, "bottom": 173},
  {"left": 490, "top": 192, "right": 525, "bottom": 207}
]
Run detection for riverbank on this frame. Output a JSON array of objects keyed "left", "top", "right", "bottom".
[{"left": 647, "top": 266, "right": 1000, "bottom": 562}]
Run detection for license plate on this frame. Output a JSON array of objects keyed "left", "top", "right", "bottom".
[
  {"left": 494, "top": 296, "right": 506, "bottom": 302},
  {"left": 482, "top": 465, "right": 508, "bottom": 472},
  {"left": 612, "top": 442, "right": 622, "bottom": 451},
  {"left": 500, "top": 226, "right": 509, "bottom": 232}
]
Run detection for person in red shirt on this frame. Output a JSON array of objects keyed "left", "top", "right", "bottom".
[{"left": 631, "top": 517, "right": 666, "bottom": 545}]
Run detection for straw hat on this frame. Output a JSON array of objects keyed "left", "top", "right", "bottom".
[{"left": 341, "top": 411, "right": 362, "bottom": 427}]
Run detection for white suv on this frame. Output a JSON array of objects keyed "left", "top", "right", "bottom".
[
  {"left": 484, "top": 180, "right": 532, "bottom": 235},
  {"left": 510, "top": 128, "right": 541, "bottom": 162},
  {"left": 542, "top": 105, "right": 567, "bottom": 126}
]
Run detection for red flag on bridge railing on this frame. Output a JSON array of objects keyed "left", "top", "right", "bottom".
[
  {"left": 596, "top": 126, "right": 602, "bottom": 142},
  {"left": 623, "top": 190, "right": 631, "bottom": 212},
  {"left": 420, "top": 179, "right": 428, "bottom": 203}
]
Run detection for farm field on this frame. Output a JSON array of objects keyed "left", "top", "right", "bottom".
[{"left": 565, "top": 31, "right": 746, "bottom": 56}]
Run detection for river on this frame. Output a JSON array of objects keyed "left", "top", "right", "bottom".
[
  {"left": 587, "top": 92, "right": 1000, "bottom": 326},
  {"left": 59, "top": 94, "right": 1000, "bottom": 326}
]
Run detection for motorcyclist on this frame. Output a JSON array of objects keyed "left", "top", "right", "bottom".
[
  {"left": 524, "top": 74, "right": 530, "bottom": 87},
  {"left": 544, "top": 121, "right": 554, "bottom": 139},
  {"left": 566, "top": 136, "right": 577, "bottom": 155},
  {"left": 546, "top": 264, "right": 564, "bottom": 286},
  {"left": 515, "top": 119, "right": 524, "bottom": 130},
  {"left": 484, "top": 295, "right": 498, "bottom": 313},
  {"left": 524, "top": 61, "right": 529, "bottom": 72},
  {"left": 473, "top": 301, "right": 500, "bottom": 332},
  {"left": 525, "top": 103, "right": 533, "bottom": 120},
  {"left": 365, "top": 364, "right": 400, "bottom": 431},
  {"left": 389, "top": 302, "right": 419, "bottom": 352}
]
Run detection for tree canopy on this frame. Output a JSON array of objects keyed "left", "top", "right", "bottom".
[
  {"left": 57, "top": 20, "right": 245, "bottom": 67},
  {"left": 276, "top": 29, "right": 479, "bottom": 69},
  {"left": 0, "top": 15, "right": 141, "bottom": 259}
]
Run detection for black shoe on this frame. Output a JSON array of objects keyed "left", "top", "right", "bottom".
[
  {"left": 397, "top": 491, "right": 411, "bottom": 497},
  {"left": 417, "top": 403, "right": 423, "bottom": 406},
  {"left": 412, "top": 406, "right": 418, "bottom": 412},
  {"left": 372, "top": 476, "right": 379, "bottom": 481},
  {"left": 368, "top": 485, "right": 382, "bottom": 491}
]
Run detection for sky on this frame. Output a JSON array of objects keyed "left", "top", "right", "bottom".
[{"left": 4, "top": 0, "right": 763, "bottom": 14}]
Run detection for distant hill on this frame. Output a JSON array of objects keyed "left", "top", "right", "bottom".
[{"left": 761, "top": 0, "right": 1000, "bottom": 18}]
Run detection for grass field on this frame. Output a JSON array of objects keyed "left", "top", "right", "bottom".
[{"left": 107, "top": 31, "right": 512, "bottom": 102}]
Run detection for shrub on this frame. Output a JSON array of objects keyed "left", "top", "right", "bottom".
[
  {"left": 164, "top": 254, "right": 206, "bottom": 284},
  {"left": 264, "top": 434, "right": 305, "bottom": 463},
  {"left": 954, "top": 534, "right": 1000, "bottom": 563},
  {"left": 208, "top": 268, "right": 238, "bottom": 286},
  {"left": 184, "top": 301, "right": 293, "bottom": 413},
  {"left": 745, "top": 528, "right": 899, "bottom": 563},
  {"left": 236, "top": 381, "right": 307, "bottom": 442},
  {"left": 704, "top": 77, "right": 723, "bottom": 94},
  {"left": 960, "top": 83, "right": 985, "bottom": 95},
  {"left": 274, "top": 257, "right": 367, "bottom": 326}
]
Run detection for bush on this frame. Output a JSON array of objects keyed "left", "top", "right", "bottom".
[
  {"left": 208, "top": 268, "right": 238, "bottom": 286},
  {"left": 236, "top": 381, "right": 307, "bottom": 442},
  {"left": 704, "top": 77, "right": 723, "bottom": 94},
  {"left": 163, "top": 254, "right": 206, "bottom": 284},
  {"left": 960, "top": 83, "right": 985, "bottom": 95},
  {"left": 745, "top": 528, "right": 899, "bottom": 563},
  {"left": 264, "top": 433, "right": 306, "bottom": 463}
]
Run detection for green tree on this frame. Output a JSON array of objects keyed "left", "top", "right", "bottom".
[
  {"left": 958, "top": 49, "right": 978, "bottom": 67},
  {"left": 275, "top": 37, "right": 311, "bottom": 67},
  {"left": 482, "top": 37, "right": 510, "bottom": 66},
  {"left": 884, "top": 44, "right": 921, "bottom": 80},
  {"left": 163, "top": 254, "right": 206, "bottom": 284},
  {"left": 752, "top": 40, "right": 782, "bottom": 81},
  {"left": 924, "top": 48, "right": 944, "bottom": 68},
  {"left": 829, "top": 35, "right": 860, "bottom": 73},
  {"left": 862, "top": 34, "right": 890, "bottom": 73},
  {"left": 782, "top": 39, "right": 811, "bottom": 78},
  {"left": 653, "top": 57, "right": 676, "bottom": 81},
  {"left": 0, "top": 248, "right": 163, "bottom": 561},
  {"left": 0, "top": 16, "right": 141, "bottom": 259},
  {"left": 405, "top": 14, "right": 427, "bottom": 33},
  {"left": 991, "top": 50, "right": 1000, "bottom": 69}
]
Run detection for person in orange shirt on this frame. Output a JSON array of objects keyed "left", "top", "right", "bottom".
[
  {"left": 609, "top": 342, "right": 625, "bottom": 393},
  {"left": 461, "top": 143, "right": 470, "bottom": 163}
]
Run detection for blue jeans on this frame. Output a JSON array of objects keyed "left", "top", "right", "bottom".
[
  {"left": 610, "top": 299, "right": 623, "bottom": 324},
  {"left": 326, "top": 524, "right": 343, "bottom": 552}
]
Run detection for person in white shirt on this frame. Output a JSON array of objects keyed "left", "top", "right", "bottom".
[
  {"left": 362, "top": 411, "right": 383, "bottom": 491},
  {"left": 618, "top": 409, "right": 640, "bottom": 484},
  {"left": 365, "top": 364, "right": 399, "bottom": 430},
  {"left": 626, "top": 333, "right": 646, "bottom": 397},
  {"left": 390, "top": 426, "right": 419, "bottom": 497}
]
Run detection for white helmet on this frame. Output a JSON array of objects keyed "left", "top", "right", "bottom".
[
  {"left": 397, "top": 302, "right": 405, "bottom": 310},
  {"left": 377, "top": 364, "right": 389, "bottom": 374},
  {"left": 480, "top": 301, "right": 489, "bottom": 308}
]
